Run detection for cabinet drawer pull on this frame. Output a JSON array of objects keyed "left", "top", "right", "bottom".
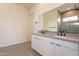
[
  {"left": 50, "top": 42, "right": 55, "bottom": 44},
  {"left": 56, "top": 44, "right": 61, "bottom": 46},
  {"left": 33, "top": 37, "right": 39, "bottom": 39}
]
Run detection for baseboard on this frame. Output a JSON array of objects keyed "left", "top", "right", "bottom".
[{"left": 0, "top": 40, "right": 31, "bottom": 48}]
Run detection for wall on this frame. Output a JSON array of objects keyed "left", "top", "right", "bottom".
[
  {"left": 0, "top": 4, "right": 32, "bottom": 47},
  {"left": 30, "top": 3, "right": 64, "bottom": 32}
]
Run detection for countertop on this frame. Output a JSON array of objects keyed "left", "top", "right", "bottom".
[{"left": 32, "top": 32, "right": 79, "bottom": 43}]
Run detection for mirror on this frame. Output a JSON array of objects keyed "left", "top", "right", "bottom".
[
  {"left": 57, "top": 3, "right": 79, "bottom": 34},
  {"left": 39, "top": 8, "right": 58, "bottom": 32},
  {"left": 39, "top": 3, "right": 79, "bottom": 34}
]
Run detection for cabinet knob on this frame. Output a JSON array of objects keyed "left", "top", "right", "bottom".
[
  {"left": 50, "top": 42, "right": 55, "bottom": 44},
  {"left": 56, "top": 44, "right": 61, "bottom": 46}
]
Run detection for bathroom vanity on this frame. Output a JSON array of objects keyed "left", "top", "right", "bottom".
[
  {"left": 32, "top": 33, "right": 79, "bottom": 56},
  {"left": 32, "top": 3, "right": 79, "bottom": 56}
]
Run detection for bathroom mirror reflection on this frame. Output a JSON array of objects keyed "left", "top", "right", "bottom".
[
  {"left": 57, "top": 3, "right": 79, "bottom": 34},
  {"left": 39, "top": 8, "right": 58, "bottom": 32},
  {"left": 39, "top": 3, "right": 79, "bottom": 34}
]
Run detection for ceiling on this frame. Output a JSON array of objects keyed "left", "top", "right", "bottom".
[
  {"left": 17, "top": 3, "right": 79, "bottom": 12},
  {"left": 18, "top": 3, "right": 37, "bottom": 9},
  {"left": 57, "top": 3, "right": 79, "bottom": 13}
]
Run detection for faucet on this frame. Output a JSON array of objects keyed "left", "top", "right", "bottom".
[{"left": 57, "top": 29, "right": 66, "bottom": 36}]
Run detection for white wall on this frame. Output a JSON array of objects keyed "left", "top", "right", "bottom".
[{"left": 0, "top": 4, "right": 32, "bottom": 47}]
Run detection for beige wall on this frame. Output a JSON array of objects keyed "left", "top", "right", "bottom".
[{"left": 0, "top": 4, "right": 32, "bottom": 47}]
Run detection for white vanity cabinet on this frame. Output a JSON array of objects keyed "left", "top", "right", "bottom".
[
  {"left": 32, "top": 35, "right": 79, "bottom": 56},
  {"left": 32, "top": 35, "right": 56, "bottom": 56},
  {"left": 45, "top": 37, "right": 79, "bottom": 56}
]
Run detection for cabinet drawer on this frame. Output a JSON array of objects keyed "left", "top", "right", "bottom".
[
  {"left": 44, "top": 37, "right": 78, "bottom": 50},
  {"left": 51, "top": 39, "right": 78, "bottom": 50},
  {"left": 44, "top": 37, "right": 56, "bottom": 43},
  {"left": 32, "top": 35, "right": 43, "bottom": 40}
]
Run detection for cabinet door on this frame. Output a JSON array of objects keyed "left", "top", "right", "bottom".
[
  {"left": 44, "top": 41, "right": 56, "bottom": 56},
  {"left": 37, "top": 38, "right": 46, "bottom": 55},
  {"left": 32, "top": 35, "right": 45, "bottom": 55},
  {"left": 44, "top": 37, "right": 56, "bottom": 56},
  {"left": 32, "top": 35, "right": 39, "bottom": 52},
  {"left": 55, "top": 44, "right": 78, "bottom": 56}
]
